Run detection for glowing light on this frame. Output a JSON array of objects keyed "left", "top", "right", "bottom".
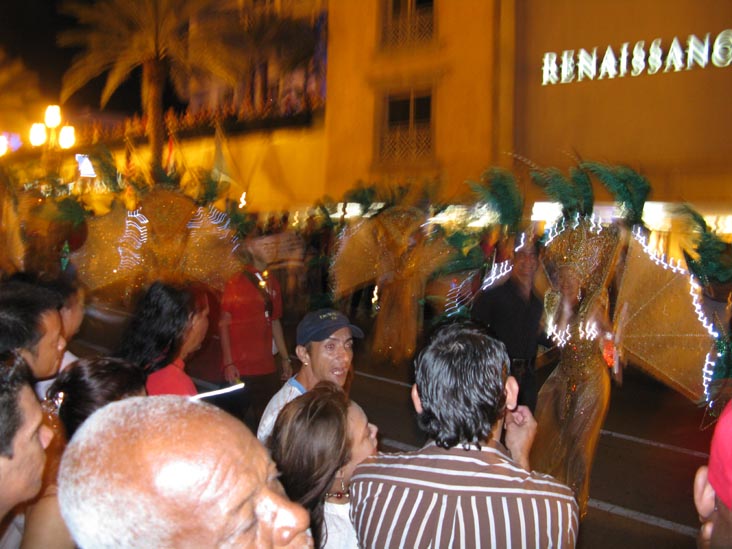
[
  {"left": 371, "top": 285, "right": 379, "bottom": 307},
  {"left": 444, "top": 272, "right": 480, "bottom": 316},
  {"left": 514, "top": 233, "right": 526, "bottom": 252},
  {"left": 335, "top": 202, "right": 363, "bottom": 219},
  {"left": 58, "top": 126, "right": 75, "bottom": 149},
  {"left": 44, "top": 105, "right": 61, "bottom": 129},
  {"left": 75, "top": 154, "right": 96, "bottom": 177},
  {"left": 239, "top": 192, "right": 247, "bottom": 209},
  {"left": 118, "top": 209, "right": 149, "bottom": 270},
  {"left": 702, "top": 352, "right": 716, "bottom": 402},
  {"left": 549, "top": 324, "right": 572, "bottom": 347},
  {"left": 30, "top": 123, "right": 47, "bottom": 147},
  {"left": 480, "top": 260, "right": 513, "bottom": 290},
  {"left": 0, "top": 135, "right": 7, "bottom": 157}
]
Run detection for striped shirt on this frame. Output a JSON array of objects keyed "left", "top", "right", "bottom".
[{"left": 350, "top": 441, "right": 578, "bottom": 549}]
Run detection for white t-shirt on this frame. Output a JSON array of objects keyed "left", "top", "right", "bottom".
[
  {"left": 256, "top": 377, "right": 306, "bottom": 442},
  {"left": 323, "top": 502, "right": 358, "bottom": 549}
]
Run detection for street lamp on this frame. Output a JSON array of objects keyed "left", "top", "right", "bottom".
[{"left": 30, "top": 105, "right": 75, "bottom": 150}]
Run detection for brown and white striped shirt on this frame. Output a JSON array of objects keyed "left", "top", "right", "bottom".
[{"left": 350, "top": 441, "right": 578, "bottom": 548}]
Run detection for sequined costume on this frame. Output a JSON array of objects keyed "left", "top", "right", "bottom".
[
  {"left": 530, "top": 218, "right": 620, "bottom": 516},
  {"left": 332, "top": 207, "right": 452, "bottom": 363}
]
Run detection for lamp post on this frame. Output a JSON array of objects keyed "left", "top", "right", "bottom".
[{"left": 30, "top": 105, "right": 76, "bottom": 150}]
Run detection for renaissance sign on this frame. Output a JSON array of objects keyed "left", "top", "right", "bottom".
[{"left": 542, "top": 29, "right": 732, "bottom": 85}]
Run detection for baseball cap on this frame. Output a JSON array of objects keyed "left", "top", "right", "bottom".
[
  {"left": 296, "top": 309, "right": 364, "bottom": 346},
  {"left": 708, "top": 401, "right": 732, "bottom": 508}
]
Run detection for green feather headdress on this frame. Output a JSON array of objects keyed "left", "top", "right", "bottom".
[{"left": 467, "top": 168, "right": 523, "bottom": 233}]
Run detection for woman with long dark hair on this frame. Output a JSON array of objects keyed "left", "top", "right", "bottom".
[
  {"left": 20, "top": 357, "right": 146, "bottom": 549},
  {"left": 268, "top": 382, "right": 378, "bottom": 549},
  {"left": 116, "top": 281, "right": 209, "bottom": 396}
]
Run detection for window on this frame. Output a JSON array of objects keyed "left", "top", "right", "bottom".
[
  {"left": 379, "top": 90, "right": 432, "bottom": 162},
  {"left": 381, "top": 0, "right": 434, "bottom": 49}
]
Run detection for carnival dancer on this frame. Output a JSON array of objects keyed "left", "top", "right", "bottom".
[{"left": 530, "top": 217, "right": 621, "bottom": 516}]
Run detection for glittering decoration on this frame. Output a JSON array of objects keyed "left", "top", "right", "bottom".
[
  {"left": 140, "top": 189, "right": 196, "bottom": 278},
  {"left": 180, "top": 206, "right": 241, "bottom": 291},
  {"left": 613, "top": 228, "right": 717, "bottom": 402},
  {"left": 71, "top": 190, "right": 248, "bottom": 302},
  {"left": 70, "top": 202, "right": 138, "bottom": 300},
  {"left": 332, "top": 207, "right": 453, "bottom": 363}
]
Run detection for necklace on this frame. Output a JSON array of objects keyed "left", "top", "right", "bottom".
[
  {"left": 324, "top": 490, "right": 349, "bottom": 500},
  {"left": 325, "top": 478, "right": 350, "bottom": 500}
]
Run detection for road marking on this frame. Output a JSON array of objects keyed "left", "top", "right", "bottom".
[
  {"left": 587, "top": 499, "right": 698, "bottom": 538},
  {"left": 355, "top": 371, "right": 412, "bottom": 388},
  {"left": 357, "top": 374, "right": 709, "bottom": 459},
  {"left": 379, "top": 438, "right": 698, "bottom": 538},
  {"left": 600, "top": 429, "right": 709, "bottom": 459}
]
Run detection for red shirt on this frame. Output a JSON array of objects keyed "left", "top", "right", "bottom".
[
  {"left": 146, "top": 358, "right": 197, "bottom": 396},
  {"left": 221, "top": 266, "right": 282, "bottom": 376}
]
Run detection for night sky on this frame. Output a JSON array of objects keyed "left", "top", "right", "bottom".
[{"left": 0, "top": 0, "right": 148, "bottom": 116}]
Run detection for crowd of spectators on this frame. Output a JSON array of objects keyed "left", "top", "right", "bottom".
[{"left": 0, "top": 265, "right": 729, "bottom": 548}]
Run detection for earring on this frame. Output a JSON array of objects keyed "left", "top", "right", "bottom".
[{"left": 577, "top": 287, "right": 582, "bottom": 302}]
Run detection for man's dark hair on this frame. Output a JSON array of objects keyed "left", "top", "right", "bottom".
[
  {"left": 414, "top": 320, "right": 509, "bottom": 449},
  {"left": 0, "top": 354, "right": 34, "bottom": 457},
  {"left": 0, "top": 282, "right": 62, "bottom": 355},
  {"left": 5, "top": 271, "right": 81, "bottom": 308}
]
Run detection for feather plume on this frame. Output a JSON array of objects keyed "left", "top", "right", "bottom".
[
  {"left": 615, "top": 166, "right": 650, "bottom": 224},
  {"left": 530, "top": 168, "right": 579, "bottom": 217},
  {"left": 580, "top": 162, "right": 635, "bottom": 220},
  {"left": 569, "top": 167, "right": 594, "bottom": 216},
  {"left": 467, "top": 168, "right": 523, "bottom": 232}
]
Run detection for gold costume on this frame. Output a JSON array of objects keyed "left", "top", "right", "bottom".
[{"left": 530, "top": 219, "right": 620, "bottom": 516}]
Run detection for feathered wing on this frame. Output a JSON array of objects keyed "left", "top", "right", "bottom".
[{"left": 614, "top": 235, "right": 714, "bottom": 402}]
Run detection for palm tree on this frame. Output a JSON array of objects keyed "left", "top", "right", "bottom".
[
  {"left": 59, "top": 0, "right": 248, "bottom": 175},
  {"left": 0, "top": 49, "right": 43, "bottom": 134}
]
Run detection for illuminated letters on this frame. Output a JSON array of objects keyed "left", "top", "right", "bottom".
[
  {"left": 712, "top": 29, "right": 732, "bottom": 67},
  {"left": 577, "top": 48, "right": 597, "bottom": 81},
  {"left": 631, "top": 41, "right": 646, "bottom": 76},
  {"left": 542, "top": 52, "right": 559, "bottom": 85},
  {"left": 599, "top": 46, "right": 618, "bottom": 79},
  {"left": 664, "top": 37, "right": 685, "bottom": 72},
  {"left": 687, "top": 34, "right": 710, "bottom": 69},
  {"left": 561, "top": 50, "right": 576, "bottom": 83},
  {"left": 647, "top": 39, "right": 663, "bottom": 74},
  {"left": 619, "top": 43, "right": 630, "bottom": 76},
  {"left": 540, "top": 29, "right": 731, "bottom": 85}
]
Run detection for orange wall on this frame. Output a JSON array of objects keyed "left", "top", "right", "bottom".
[{"left": 514, "top": 0, "right": 732, "bottom": 205}]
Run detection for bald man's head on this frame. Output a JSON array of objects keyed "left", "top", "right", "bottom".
[{"left": 58, "top": 396, "right": 312, "bottom": 548}]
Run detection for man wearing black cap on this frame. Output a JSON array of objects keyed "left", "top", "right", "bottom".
[{"left": 257, "top": 308, "right": 363, "bottom": 441}]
